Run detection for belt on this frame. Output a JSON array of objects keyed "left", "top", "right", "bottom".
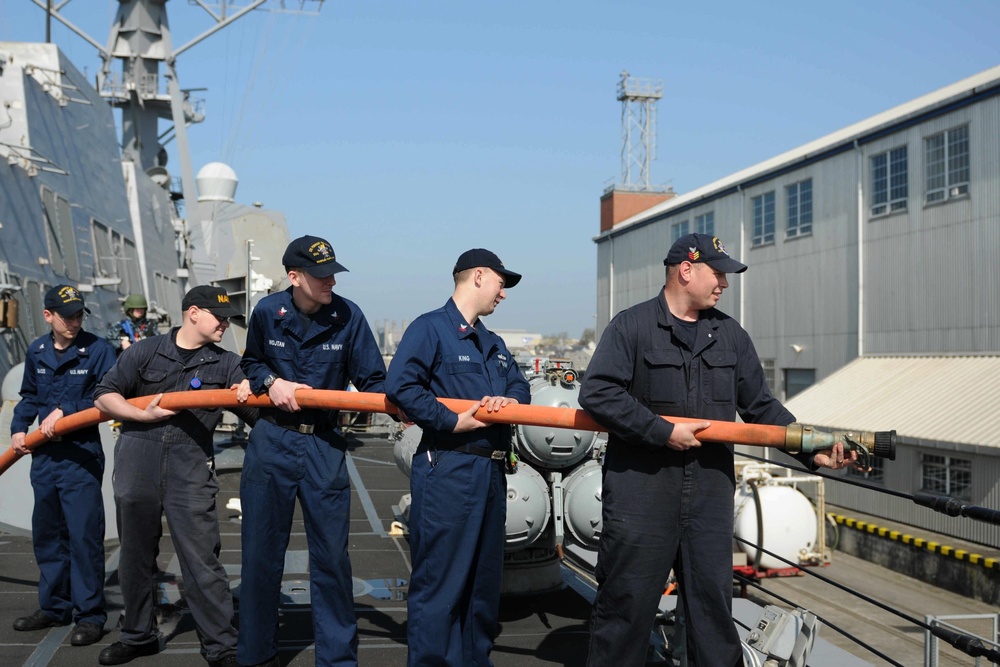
[
  {"left": 259, "top": 410, "right": 333, "bottom": 435},
  {"left": 442, "top": 443, "right": 508, "bottom": 461}
]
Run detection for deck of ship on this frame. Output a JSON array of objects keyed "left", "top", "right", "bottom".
[{"left": 0, "top": 432, "right": 995, "bottom": 666}]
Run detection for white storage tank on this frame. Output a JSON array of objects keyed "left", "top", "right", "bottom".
[
  {"left": 515, "top": 373, "right": 597, "bottom": 471},
  {"left": 733, "top": 484, "right": 818, "bottom": 570}
]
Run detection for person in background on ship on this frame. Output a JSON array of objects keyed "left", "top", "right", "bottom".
[
  {"left": 238, "top": 235, "right": 386, "bottom": 667},
  {"left": 107, "top": 294, "right": 157, "bottom": 355},
  {"left": 386, "top": 248, "right": 531, "bottom": 667},
  {"left": 580, "top": 233, "right": 862, "bottom": 667},
  {"left": 10, "top": 285, "right": 116, "bottom": 647},
  {"left": 93, "top": 285, "right": 255, "bottom": 667}
]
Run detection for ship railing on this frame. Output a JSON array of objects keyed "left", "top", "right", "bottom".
[
  {"left": 925, "top": 614, "right": 999, "bottom": 667},
  {"left": 97, "top": 72, "right": 205, "bottom": 115}
]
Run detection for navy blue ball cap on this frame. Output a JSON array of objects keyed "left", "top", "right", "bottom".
[
  {"left": 453, "top": 248, "right": 522, "bottom": 288},
  {"left": 182, "top": 285, "right": 241, "bottom": 318},
  {"left": 282, "top": 235, "right": 348, "bottom": 278},
  {"left": 664, "top": 233, "right": 747, "bottom": 274},
  {"left": 44, "top": 284, "right": 90, "bottom": 317}
]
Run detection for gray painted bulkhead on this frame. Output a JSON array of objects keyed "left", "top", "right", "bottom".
[{"left": 0, "top": 43, "right": 182, "bottom": 379}]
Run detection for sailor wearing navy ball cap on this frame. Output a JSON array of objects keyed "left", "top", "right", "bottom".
[
  {"left": 93, "top": 285, "right": 255, "bottom": 666},
  {"left": 238, "top": 235, "right": 387, "bottom": 667}
]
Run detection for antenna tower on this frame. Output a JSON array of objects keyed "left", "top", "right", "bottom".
[{"left": 617, "top": 71, "right": 663, "bottom": 191}]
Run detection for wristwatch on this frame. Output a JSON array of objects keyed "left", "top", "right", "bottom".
[{"left": 262, "top": 374, "right": 278, "bottom": 392}]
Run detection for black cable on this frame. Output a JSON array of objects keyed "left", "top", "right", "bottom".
[
  {"left": 736, "top": 451, "right": 1000, "bottom": 524},
  {"left": 749, "top": 481, "right": 763, "bottom": 572},
  {"left": 733, "top": 572, "right": 905, "bottom": 667},
  {"left": 733, "top": 536, "right": 1000, "bottom": 663}
]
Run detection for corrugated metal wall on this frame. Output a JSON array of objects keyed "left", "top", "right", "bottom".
[{"left": 864, "top": 100, "right": 1000, "bottom": 353}]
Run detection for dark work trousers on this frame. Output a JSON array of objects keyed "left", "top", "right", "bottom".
[
  {"left": 586, "top": 444, "right": 742, "bottom": 667},
  {"left": 30, "top": 445, "right": 106, "bottom": 626},
  {"left": 407, "top": 448, "right": 507, "bottom": 667},
  {"left": 237, "top": 419, "right": 356, "bottom": 667},
  {"left": 112, "top": 435, "right": 237, "bottom": 661}
]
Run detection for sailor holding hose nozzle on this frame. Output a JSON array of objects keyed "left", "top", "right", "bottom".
[{"left": 580, "top": 233, "right": 863, "bottom": 667}]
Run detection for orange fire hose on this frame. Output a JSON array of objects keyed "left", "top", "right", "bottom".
[{"left": 0, "top": 389, "right": 892, "bottom": 477}]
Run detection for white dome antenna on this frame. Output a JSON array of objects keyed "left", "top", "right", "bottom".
[{"left": 196, "top": 162, "right": 238, "bottom": 203}]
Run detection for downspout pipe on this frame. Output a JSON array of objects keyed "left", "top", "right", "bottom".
[{"left": 855, "top": 140, "right": 864, "bottom": 358}]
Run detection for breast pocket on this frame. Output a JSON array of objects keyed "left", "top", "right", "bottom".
[
  {"left": 643, "top": 348, "right": 685, "bottom": 408},
  {"left": 702, "top": 349, "right": 737, "bottom": 405},
  {"left": 139, "top": 368, "right": 168, "bottom": 384},
  {"left": 195, "top": 368, "right": 230, "bottom": 390},
  {"left": 444, "top": 360, "right": 482, "bottom": 396}
]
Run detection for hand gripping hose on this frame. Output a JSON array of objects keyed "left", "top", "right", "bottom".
[{"left": 0, "top": 389, "right": 895, "bottom": 477}]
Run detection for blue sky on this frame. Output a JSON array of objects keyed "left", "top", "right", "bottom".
[{"left": 3, "top": 0, "right": 999, "bottom": 337}]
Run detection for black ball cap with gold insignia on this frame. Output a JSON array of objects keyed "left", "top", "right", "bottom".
[
  {"left": 44, "top": 284, "right": 91, "bottom": 317},
  {"left": 664, "top": 233, "right": 747, "bottom": 274},
  {"left": 182, "top": 285, "right": 241, "bottom": 317},
  {"left": 282, "top": 235, "right": 349, "bottom": 278}
]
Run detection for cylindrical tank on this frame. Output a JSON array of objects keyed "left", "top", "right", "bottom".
[
  {"left": 562, "top": 460, "right": 603, "bottom": 548},
  {"left": 392, "top": 425, "right": 423, "bottom": 478},
  {"left": 515, "top": 378, "right": 597, "bottom": 470},
  {"left": 505, "top": 462, "right": 550, "bottom": 551},
  {"left": 733, "top": 484, "right": 817, "bottom": 570}
]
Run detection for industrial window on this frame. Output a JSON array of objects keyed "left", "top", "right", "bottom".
[
  {"left": 122, "top": 239, "right": 143, "bottom": 297},
  {"left": 751, "top": 191, "right": 775, "bottom": 246},
  {"left": 154, "top": 272, "right": 182, "bottom": 322},
  {"left": 783, "top": 368, "right": 814, "bottom": 400},
  {"left": 91, "top": 220, "right": 138, "bottom": 294},
  {"left": 870, "top": 146, "right": 908, "bottom": 216},
  {"left": 92, "top": 221, "right": 116, "bottom": 281},
  {"left": 24, "top": 280, "right": 47, "bottom": 340},
  {"left": 921, "top": 454, "right": 971, "bottom": 500},
  {"left": 786, "top": 179, "right": 813, "bottom": 239},
  {"left": 924, "top": 126, "right": 969, "bottom": 204},
  {"left": 847, "top": 457, "right": 885, "bottom": 482},
  {"left": 761, "top": 359, "right": 775, "bottom": 392},
  {"left": 671, "top": 219, "right": 689, "bottom": 241},
  {"left": 695, "top": 211, "right": 714, "bottom": 235},
  {"left": 41, "top": 187, "right": 79, "bottom": 281}
]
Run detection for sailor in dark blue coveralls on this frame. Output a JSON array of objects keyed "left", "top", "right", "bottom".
[
  {"left": 579, "top": 234, "right": 859, "bottom": 667},
  {"left": 386, "top": 248, "right": 531, "bottom": 667},
  {"left": 238, "top": 235, "right": 387, "bottom": 667},
  {"left": 10, "top": 285, "right": 116, "bottom": 647}
]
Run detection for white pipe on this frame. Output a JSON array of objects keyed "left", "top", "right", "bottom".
[{"left": 855, "top": 140, "right": 864, "bottom": 357}]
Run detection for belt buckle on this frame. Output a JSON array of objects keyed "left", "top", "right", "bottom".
[
  {"left": 490, "top": 450, "right": 504, "bottom": 461},
  {"left": 298, "top": 424, "right": 315, "bottom": 435}
]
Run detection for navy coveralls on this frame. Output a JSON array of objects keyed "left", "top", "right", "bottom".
[
  {"left": 94, "top": 330, "right": 254, "bottom": 662},
  {"left": 579, "top": 292, "right": 796, "bottom": 667},
  {"left": 386, "top": 298, "right": 531, "bottom": 667},
  {"left": 239, "top": 288, "right": 386, "bottom": 667},
  {"left": 12, "top": 330, "right": 115, "bottom": 627}
]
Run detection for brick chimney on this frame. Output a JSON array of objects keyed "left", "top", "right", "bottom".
[{"left": 600, "top": 189, "right": 674, "bottom": 232}]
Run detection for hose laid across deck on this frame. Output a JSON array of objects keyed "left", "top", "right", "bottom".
[{"left": 0, "top": 389, "right": 790, "bottom": 477}]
